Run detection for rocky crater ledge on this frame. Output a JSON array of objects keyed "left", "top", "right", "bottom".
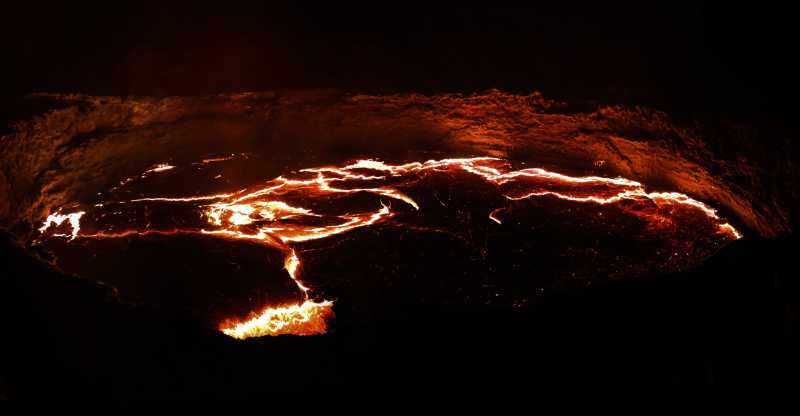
[{"left": 1, "top": 90, "right": 796, "bottom": 240}]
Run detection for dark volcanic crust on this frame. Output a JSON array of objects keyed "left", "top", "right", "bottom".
[{"left": 0, "top": 90, "right": 795, "bottom": 240}]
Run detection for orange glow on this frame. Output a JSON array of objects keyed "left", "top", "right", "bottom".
[
  {"left": 201, "top": 155, "right": 236, "bottom": 164},
  {"left": 488, "top": 208, "right": 504, "bottom": 225},
  {"left": 719, "top": 223, "right": 743, "bottom": 240},
  {"left": 220, "top": 300, "right": 334, "bottom": 339},
  {"left": 143, "top": 163, "right": 175, "bottom": 174},
  {"left": 39, "top": 211, "right": 85, "bottom": 240},
  {"left": 130, "top": 192, "right": 238, "bottom": 203},
  {"left": 38, "top": 156, "right": 742, "bottom": 339}
]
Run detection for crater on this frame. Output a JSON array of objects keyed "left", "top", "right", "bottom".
[{"left": 1, "top": 91, "right": 790, "bottom": 340}]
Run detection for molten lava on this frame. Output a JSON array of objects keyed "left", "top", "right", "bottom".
[
  {"left": 221, "top": 300, "right": 334, "bottom": 339},
  {"left": 38, "top": 211, "right": 85, "bottom": 240},
  {"left": 37, "top": 156, "right": 742, "bottom": 339}
]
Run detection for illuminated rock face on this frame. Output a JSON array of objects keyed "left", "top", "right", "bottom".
[
  {"left": 0, "top": 91, "right": 790, "bottom": 338},
  {"left": 0, "top": 91, "right": 792, "bottom": 238}
]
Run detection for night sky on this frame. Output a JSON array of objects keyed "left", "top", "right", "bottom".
[{"left": 2, "top": 3, "right": 797, "bottom": 122}]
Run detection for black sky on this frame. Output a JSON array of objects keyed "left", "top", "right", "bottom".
[{"left": 2, "top": 3, "right": 797, "bottom": 121}]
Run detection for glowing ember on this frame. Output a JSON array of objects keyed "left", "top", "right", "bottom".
[
  {"left": 39, "top": 211, "right": 85, "bottom": 240},
  {"left": 719, "top": 223, "right": 743, "bottom": 240},
  {"left": 130, "top": 192, "right": 238, "bottom": 203},
  {"left": 143, "top": 163, "right": 175, "bottom": 174},
  {"left": 220, "top": 300, "right": 334, "bottom": 339},
  {"left": 37, "top": 157, "right": 742, "bottom": 339}
]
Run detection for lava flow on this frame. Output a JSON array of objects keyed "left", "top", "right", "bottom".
[{"left": 37, "top": 156, "right": 742, "bottom": 339}]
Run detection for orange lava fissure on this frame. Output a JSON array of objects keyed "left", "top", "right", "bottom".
[{"left": 38, "top": 157, "right": 742, "bottom": 339}]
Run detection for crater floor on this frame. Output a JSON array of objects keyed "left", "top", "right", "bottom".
[{"left": 37, "top": 155, "right": 740, "bottom": 338}]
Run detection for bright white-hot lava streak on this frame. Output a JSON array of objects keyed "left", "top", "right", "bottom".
[
  {"left": 143, "top": 163, "right": 175, "bottom": 174},
  {"left": 39, "top": 211, "right": 85, "bottom": 240},
  {"left": 38, "top": 157, "right": 743, "bottom": 339},
  {"left": 220, "top": 249, "right": 334, "bottom": 339}
]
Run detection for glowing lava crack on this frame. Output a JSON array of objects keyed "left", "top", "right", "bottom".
[{"left": 38, "top": 157, "right": 742, "bottom": 339}]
